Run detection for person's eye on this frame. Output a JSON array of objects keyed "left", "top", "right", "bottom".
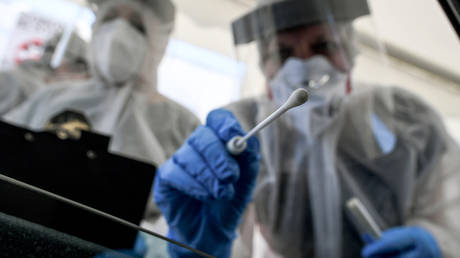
[
  {"left": 131, "top": 22, "right": 146, "bottom": 35},
  {"left": 74, "top": 58, "right": 88, "bottom": 71},
  {"left": 102, "top": 13, "right": 117, "bottom": 23},
  {"left": 278, "top": 47, "right": 293, "bottom": 63},
  {"left": 129, "top": 15, "right": 146, "bottom": 35},
  {"left": 312, "top": 40, "right": 339, "bottom": 56}
]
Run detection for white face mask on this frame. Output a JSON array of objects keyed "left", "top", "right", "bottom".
[
  {"left": 91, "top": 18, "right": 147, "bottom": 84},
  {"left": 270, "top": 56, "right": 347, "bottom": 134},
  {"left": 270, "top": 56, "right": 347, "bottom": 106}
]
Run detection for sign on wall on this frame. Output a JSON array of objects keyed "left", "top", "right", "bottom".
[{"left": 1, "top": 12, "right": 63, "bottom": 69}]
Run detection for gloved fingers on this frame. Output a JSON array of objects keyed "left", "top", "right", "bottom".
[
  {"left": 363, "top": 226, "right": 442, "bottom": 258},
  {"left": 361, "top": 233, "right": 376, "bottom": 245},
  {"left": 206, "top": 108, "right": 260, "bottom": 168},
  {"left": 396, "top": 250, "right": 422, "bottom": 258},
  {"left": 217, "top": 136, "right": 260, "bottom": 229},
  {"left": 154, "top": 161, "right": 210, "bottom": 228},
  {"left": 187, "top": 125, "right": 240, "bottom": 185},
  {"left": 362, "top": 227, "right": 414, "bottom": 257},
  {"left": 207, "top": 108, "right": 260, "bottom": 158},
  {"left": 238, "top": 135, "right": 260, "bottom": 164},
  {"left": 362, "top": 238, "right": 410, "bottom": 257},
  {"left": 206, "top": 109, "right": 245, "bottom": 142},
  {"left": 405, "top": 227, "right": 441, "bottom": 258},
  {"left": 206, "top": 109, "right": 261, "bottom": 208},
  {"left": 175, "top": 138, "right": 235, "bottom": 200},
  {"left": 155, "top": 158, "right": 210, "bottom": 203}
]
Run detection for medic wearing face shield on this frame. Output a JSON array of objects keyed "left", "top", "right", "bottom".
[{"left": 225, "top": 0, "right": 460, "bottom": 257}]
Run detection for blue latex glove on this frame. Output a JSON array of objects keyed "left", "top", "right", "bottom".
[
  {"left": 362, "top": 226, "right": 442, "bottom": 258},
  {"left": 154, "top": 109, "right": 260, "bottom": 258}
]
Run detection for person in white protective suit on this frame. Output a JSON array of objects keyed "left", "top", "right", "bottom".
[
  {"left": 3, "top": 0, "right": 200, "bottom": 235},
  {"left": 227, "top": 0, "right": 460, "bottom": 257},
  {"left": 0, "top": 32, "right": 89, "bottom": 115},
  {"left": 4, "top": 0, "right": 199, "bottom": 165}
]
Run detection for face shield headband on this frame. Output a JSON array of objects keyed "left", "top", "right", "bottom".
[{"left": 231, "top": 0, "right": 370, "bottom": 45}]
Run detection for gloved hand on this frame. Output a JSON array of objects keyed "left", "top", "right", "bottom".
[
  {"left": 154, "top": 109, "right": 260, "bottom": 258},
  {"left": 362, "top": 226, "right": 442, "bottom": 258}
]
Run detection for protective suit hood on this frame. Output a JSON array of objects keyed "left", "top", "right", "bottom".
[{"left": 89, "top": 0, "right": 175, "bottom": 93}]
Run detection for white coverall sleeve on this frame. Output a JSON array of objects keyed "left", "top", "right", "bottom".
[{"left": 2, "top": 88, "right": 53, "bottom": 129}]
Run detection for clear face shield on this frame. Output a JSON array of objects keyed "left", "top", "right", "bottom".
[
  {"left": 39, "top": 32, "right": 90, "bottom": 83},
  {"left": 230, "top": 1, "right": 460, "bottom": 258},
  {"left": 232, "top": 0, "right": 372, "bottom": 101}
]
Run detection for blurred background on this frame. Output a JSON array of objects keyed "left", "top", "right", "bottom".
[{"left": 0, "top": 0, "right": 459, "bottom": 141}]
